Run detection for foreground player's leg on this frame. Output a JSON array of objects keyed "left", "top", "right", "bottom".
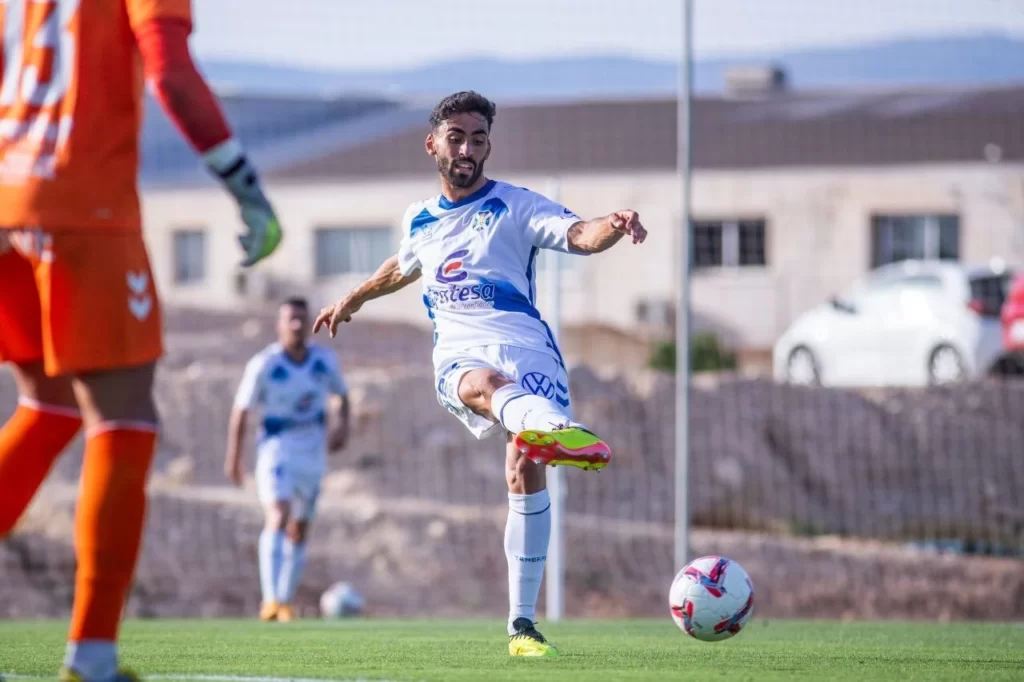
[
  {"left": 276, "top": 518, "right": 310, "bottom": 622},
  {"left": 259, "top": 502, "right": 289, "bottom": 621},
  {"left": 0, "top": 364, "right": 81, "bottom": 536},
  {"left": 62, "top": 363, "right": 158, "bottom": 682},
  {"left": 503, "top": 435, "right": 557, "bottom": 657},
  {"left": 461, "top": 369, "right": 611, "bottom": 471}
]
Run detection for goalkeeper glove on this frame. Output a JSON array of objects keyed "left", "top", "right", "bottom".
[{"left": 203, "top": 138, "right": 282, "bottom": 267}]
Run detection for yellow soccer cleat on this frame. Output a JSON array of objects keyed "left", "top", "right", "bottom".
[
  {"left": 508, "top": 618, "right": 559, "bottom": 657},
  {"left": 514, "top": 426, "right": 611, "bottom": 471},
  {"left": 259, "top": 600, "right": 279, "bottom": 622},
  {"left": 59, "top": 667, "right": 141, "bottom": 682},
  {"left": 276, "top": 603, "right": 297, "bottom": 622}
]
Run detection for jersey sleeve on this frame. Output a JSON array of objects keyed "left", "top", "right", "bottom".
[
  {"left": 233, "top": 354, "right": 266, "bottom": 410},
  {"left": 396, "top": 203, "right": 424, "bottom": 276},
  {"left": 125, "top": 0, "right": 192, "bottom": 30},
  {"left": 519, "top": 189, "right": 585, "bottom": 254},
  {"left": 134, "top": 18, "right": 234, "bottom": 154}
]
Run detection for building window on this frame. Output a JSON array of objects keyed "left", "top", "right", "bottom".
[
  {"left": 172, "top": 229, "right": 206, "bottom": 284},
  {"left": 692, "top": 219, "right": 767, "bottom": 268},
  {"left": 871, "top": 214, "right": 959, "bottom": 268},
  {"left": 315, "top": 227, "right": 393, "bottom": 277}
]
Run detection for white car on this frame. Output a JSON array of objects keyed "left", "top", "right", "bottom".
[{"left": 774, "top": 260, "right": 1012, "bottom": 387}]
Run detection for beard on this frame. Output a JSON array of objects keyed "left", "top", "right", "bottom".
[{"left": 438, "top": 155, "right": 485, "bottom": 189}]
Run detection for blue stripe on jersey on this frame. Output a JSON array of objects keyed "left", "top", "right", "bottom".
[
  {"left": 262, "top": 411, "right": 326, "bottom": 437},
  {"left": 490, "top": 282, "right": 565, "bottom": 367},
  {"left": 437, "top": 179, "right": 496, "bottom": 210},
  {"left": 410, "top": 208, "right": 440, "bottom": 238},
  {"left": 525, "top": 246, "right": 539, "bottom": 305},
  {"left": 422, "top": 293, "right": 439, "bottom": 345}
]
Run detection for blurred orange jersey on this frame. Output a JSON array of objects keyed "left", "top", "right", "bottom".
[{"left": 0, "top": 0, "right": 191, "bottom": 231}]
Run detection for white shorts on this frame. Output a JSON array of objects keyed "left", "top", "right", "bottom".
[
  {"left": 434, "top": 344, "right": 572, "bottom": 440},
  {"left": 255, "top": 448, "right": 325, "bottom": 521}
]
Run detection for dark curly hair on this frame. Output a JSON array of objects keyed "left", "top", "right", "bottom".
[{"left": 429, "top": 91, "right": 496, "bottom": 130}]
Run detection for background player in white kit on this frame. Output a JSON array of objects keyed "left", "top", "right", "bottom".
[
  {"left": 313, "top": 91, "right": 646, "bottom": 656},
  {"left": 226, "top": 297, "right": 350, "bottom": 622}
]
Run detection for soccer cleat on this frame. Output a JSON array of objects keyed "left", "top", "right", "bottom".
[
  {"left": 514, "top": 426, "right": 611, "bottom": 471},
  {"left": 259, "top": 600, "right": 279, "bottom": 621},
  {"left": 508, "top": 617, "right": 559, "bottom": 657},
  {"left": 59, "top": 667, "right": 141, "bottom": 682},
  {"left": 276, "top": 603, "right": 296, "bottom": 622}
]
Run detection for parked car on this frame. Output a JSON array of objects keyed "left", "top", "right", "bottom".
[
  {"left": 1000, "top": 272, "right": 1024, "bottom": 371},
  {"left": 774, "top": 260, "right": 1012, "bottom": 387}
]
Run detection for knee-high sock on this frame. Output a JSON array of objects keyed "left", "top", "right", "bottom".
[
  {"left": 277, "top": 538, "right": 308, "bottom": 604},
  {"left": 504, "top": 489, "right": 552, "bottom": 634},
  {"left": 490, "top": 384, "right": 578, "bottom": 434},
  {"left": 65, "top": 424, "right": 156, "bottom": 680},
  {"left": 0, "top": 399, "right": 81, "bottom": 536},
  {"left": 259, "top": 528, "right": 285, "bottom": 604}
]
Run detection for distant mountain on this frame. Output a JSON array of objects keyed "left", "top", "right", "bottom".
[{"left": 197, "top": 34, "right": 1024, "bottom": 101}]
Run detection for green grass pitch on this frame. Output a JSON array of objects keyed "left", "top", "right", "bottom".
[{"left": 2, "top": 619, "right": 1022, "bottom": 682}]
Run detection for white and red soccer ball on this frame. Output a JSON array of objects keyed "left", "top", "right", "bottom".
[{"left": 669, "top": 555, "right": 754, "bottom": 641}]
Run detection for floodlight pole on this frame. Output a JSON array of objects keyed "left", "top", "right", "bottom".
[
  {"left": 545, "top": 176, "right": 566, "bottom": 622},
  {"left": 675, "top": 0, "right": 694, "bottom": 572}
]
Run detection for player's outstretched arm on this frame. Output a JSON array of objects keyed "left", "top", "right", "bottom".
[
  {"left": 133, "top": 18, "right": 281, "bottom": 267},
  {"left": 313, "top": 255, "right": 422, "bottom": 338},
  {"left": 327, "top": 395, "right": 350, "bottom": 453},
  {"left": 567, "top": 210, "right": 648, "bottom": 253}
]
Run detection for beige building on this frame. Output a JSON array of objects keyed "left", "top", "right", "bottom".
[{"left": 141, "top": 83, "right": 1024, "bottom": 355}]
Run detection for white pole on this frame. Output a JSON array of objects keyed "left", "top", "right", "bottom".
[
  {"left": 675, "top": 0, "right": 694, "bottom": 572},
  {"left": 544, "top": 176, "right": 566, "bottom": 623}
]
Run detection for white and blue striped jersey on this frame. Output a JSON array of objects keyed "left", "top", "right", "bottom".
[
  {"left": 233, "top": 343, "right": 348, "bottom": 459},
  {"left": 397, "top": 179, "right": 584, "bottom": 367}
]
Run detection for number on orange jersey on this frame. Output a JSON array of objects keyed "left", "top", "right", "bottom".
[{"left": 0, "top": 0, "right": 81, "bottom": 182}]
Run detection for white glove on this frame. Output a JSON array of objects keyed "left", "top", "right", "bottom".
[{"left": 204, "top": 138, "right": 282, "bottom": 267}]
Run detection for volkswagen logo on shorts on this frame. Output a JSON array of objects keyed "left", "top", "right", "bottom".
[
  {"left": 522, "top": 372, "right": 555, "bottom": 399},
  {"left": 436, "top": 248, "right": 470, "bottom": 283}
]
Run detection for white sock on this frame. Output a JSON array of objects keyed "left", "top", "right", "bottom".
[
  {"left": 491, "top": 384, "right": 577, "bottom": 434},
  {"left": 277, "top": 538, "right": 308, "bottom": 604},
  {"left": 259, "top": 528, "right": 285, "bottom": 604},
  {"left": 64, "top": 640, "right": 117, "bottom": 681},
  {"left": 505, "top": 489, "right": 551, "bottom": 635}
]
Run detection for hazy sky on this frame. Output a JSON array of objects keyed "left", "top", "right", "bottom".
[{"left": 189, "top": 0, "right": 1024, "bottom": 70}]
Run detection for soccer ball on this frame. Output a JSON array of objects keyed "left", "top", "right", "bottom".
[
  {"left": 319, "top": 581, "right": 364, "bottom": 618},
  {"left": 669, "top": 555, "right": 754, "bottom": 641}
]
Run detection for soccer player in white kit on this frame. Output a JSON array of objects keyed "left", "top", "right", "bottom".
[
  {"left": 226, "top": 297, "right": 350, "bottom": 622},
  {"left": 313, "top": 92, "right": 647, "bottom": 656}
]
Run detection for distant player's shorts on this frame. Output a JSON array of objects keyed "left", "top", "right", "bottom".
[
  {"left": 255, "top": 446, "right": 325, "bottom": 521},
  {"left": 0, "top": 229, "right": 163, "bottom": 376},
  {"left": 434, "top": 344, "right": 573, "bottom": 440}
]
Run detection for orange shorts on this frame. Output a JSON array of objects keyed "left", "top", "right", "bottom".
[{"left": 0, "top": 229, "right": 163, "bottom": 376}]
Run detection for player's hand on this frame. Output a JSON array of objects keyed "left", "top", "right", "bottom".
[
  {"left": 313, "top": 296, "right": 362, "bottom": 338},
  {"left": 211, "top": 151, "right": 283, "bottom": 267},
  {"left": 237, "top": 200, "right": 282, "bottom": 267},
  {"left": 328, "top": 424, "right": 348, "bottom": 453},
  {"left": 224, "top": 456, "right": 243, "bottom": 487},
  {"left": 609, "top": 210, "right": 647, "bottom": 244}
]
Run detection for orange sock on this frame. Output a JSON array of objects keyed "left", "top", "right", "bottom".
[
  {"left": 0, "top": 399, "right": 82, "bottom": 537},
  {"left": 68, "top": 426, "right": 156, "bottom": 643}
]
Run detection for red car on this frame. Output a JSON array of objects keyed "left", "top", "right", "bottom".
[{"left": 1001, "top": 273, "right": 1024, "bottom": 365}]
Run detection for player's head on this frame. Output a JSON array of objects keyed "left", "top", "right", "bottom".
[
  {"left": 277, "top": 297, "right": 309, "bottom": 348},
  {"left": 426, "top": 91, "right": 496, "bottom": 190}
]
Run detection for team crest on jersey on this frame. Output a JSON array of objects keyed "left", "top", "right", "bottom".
[
  {"left": 471, "top": 210, "right": 495, "bottom": 232},
  {"left": 471, "top": 197, "right": 510, "bottom": 232}
]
